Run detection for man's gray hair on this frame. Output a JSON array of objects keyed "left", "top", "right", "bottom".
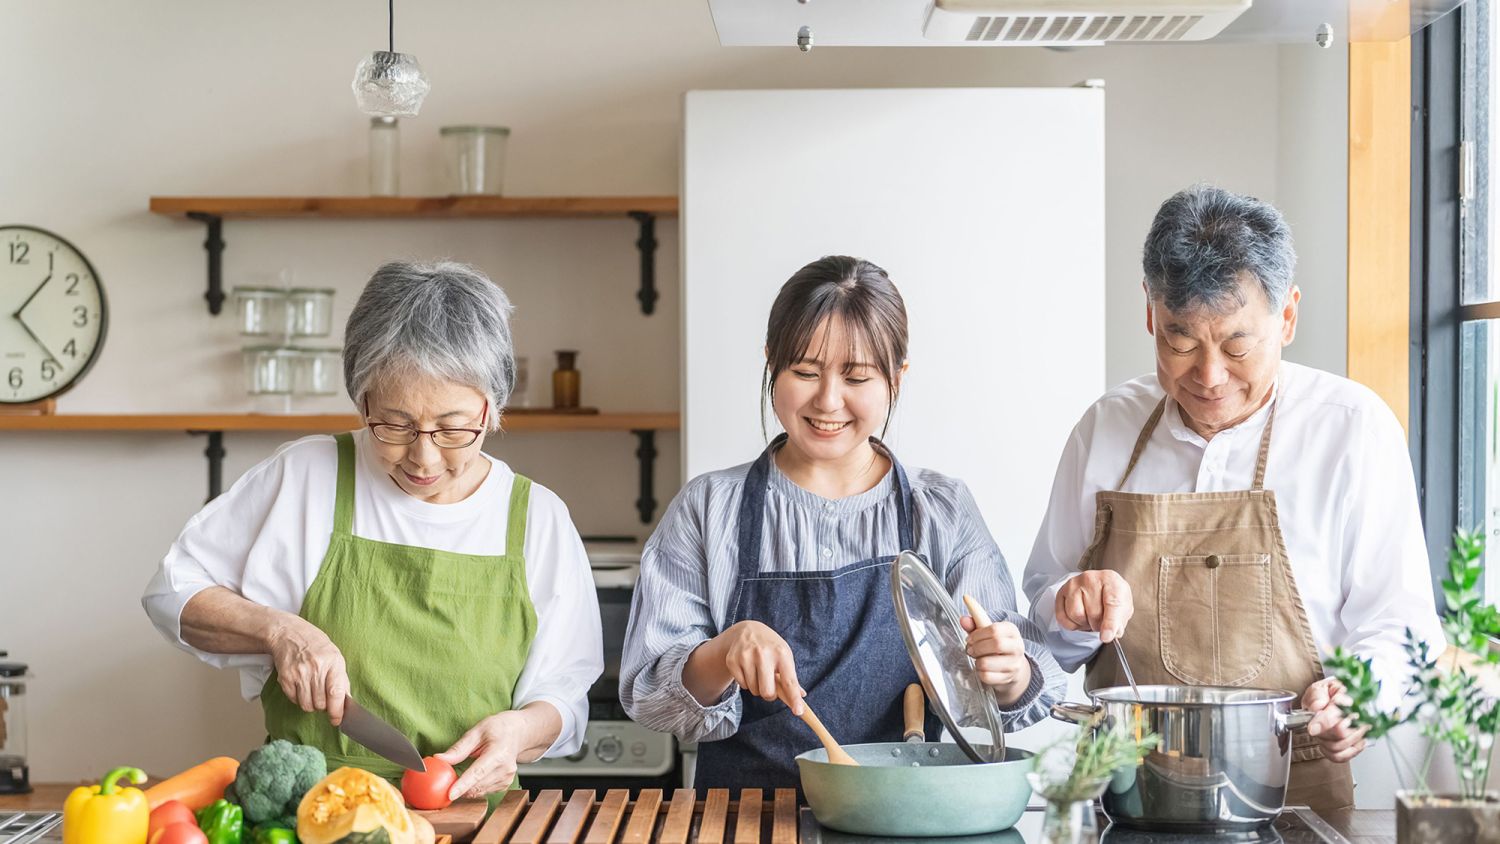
[
  {"left": 343, "top": 260, "right": 515, "bottom": 430},
  {"left": 1142, "top": 184, "right": 1296, "bottom": 313}
]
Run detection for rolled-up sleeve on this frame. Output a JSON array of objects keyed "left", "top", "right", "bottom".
[
  {"left": 936, "top": 481, "right": 1067, "bottom": 730},
  {"left": 619, "top": 478, "right": 742, "bottom": 743},
  {"left": 141, "top": 448, "right": 303, "bottom": 687},
  {"left": 513, "top": 486, "right": 605, "bottom": 758},
  {"left": 1023, "top": 425, "right": 1105, "bottom": 673}
]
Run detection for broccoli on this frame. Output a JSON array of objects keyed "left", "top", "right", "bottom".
[{"left": 224, "top": 740, "right": 327, "bottom": 829}]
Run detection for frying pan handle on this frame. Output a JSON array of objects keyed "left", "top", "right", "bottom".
[
  {"left": 903, "top": 683, "right": 925, "bottom": 741},
  {"left": 1279, "top": 709, "right": 1315, "bottom": 733},
  {"left": 1051, "top": 701, "right": 1102, "bottom": 724}
]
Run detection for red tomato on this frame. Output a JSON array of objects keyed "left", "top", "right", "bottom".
[
  {"left": 150, "top": 824, "right": 208, "bottom": 844},
  {"left": 401, "top": 756, "right": 458, "bottom": 810},
  {"left": 148, "top": 802, "right": 197, "bottom": 840}
]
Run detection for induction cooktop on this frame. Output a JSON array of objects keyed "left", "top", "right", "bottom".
[{"left": 797, "top": 806, "right": 1353, "bottom": 843}]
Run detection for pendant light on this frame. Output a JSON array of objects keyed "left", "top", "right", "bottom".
[{"left": 352, "top": 0, "right": 429, "bottom": 117}]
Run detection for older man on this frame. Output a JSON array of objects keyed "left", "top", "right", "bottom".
[{"left": 1022, "top": 185, "right": 1443, "bottom": 811}]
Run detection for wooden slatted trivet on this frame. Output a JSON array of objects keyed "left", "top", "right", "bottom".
[{"left": 469, "top": 789, "right": 798, "bottom": 844}]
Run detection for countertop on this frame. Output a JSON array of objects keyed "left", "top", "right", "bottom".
[{"left": 1, "top": 785, "right": 1399, "bottom": 843}]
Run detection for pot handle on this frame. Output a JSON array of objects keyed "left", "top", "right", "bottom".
[
  {"left": 1051, "top": 701, "right": 1102, "bottom": 724},
  {"left": 1279, "top": 709, "right": 1315, "bottom": 732}
]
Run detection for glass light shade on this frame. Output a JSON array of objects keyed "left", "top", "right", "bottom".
[{"left": 352, "top": 51, "right": 429, "bottom": 117}]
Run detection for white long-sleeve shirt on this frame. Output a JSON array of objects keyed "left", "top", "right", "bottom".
[
  {"left": 1022, "top": 362, "right": 1443, "bottom": 707},
  {"left": 141, "top": 430, "right": 603, "bottom": 757}
]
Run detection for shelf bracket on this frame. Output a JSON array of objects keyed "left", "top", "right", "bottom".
[
  {"left": 632, "top": 429, "right": 658, "bottom": 523},
  {"left": 186, "top": 212, "right": 226, "bottom": 315},
  {"left": 628, "top": 211, "right": 658, "bottom": 315},
  {"left": 189, "top": 430, "right": 225, "bottom": 502}
]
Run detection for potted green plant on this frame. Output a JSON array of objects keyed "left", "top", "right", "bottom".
[
  {"left": 1324, "top": 528, "right": 1500, "bottom": 843},
  {"left": 1026, "top": 711, "right": 1159, "bottom": 844}
]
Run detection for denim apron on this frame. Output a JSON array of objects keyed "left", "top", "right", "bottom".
[{"left": 694, "top": 435, "right": 941, "bottom": 795}]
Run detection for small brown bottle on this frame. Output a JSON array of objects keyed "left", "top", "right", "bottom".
[{"left": 552, "top": 350, "right": 581, "bottom": 409}]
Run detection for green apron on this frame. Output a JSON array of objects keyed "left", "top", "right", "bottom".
[{"left": 262, "top": 432, "right": 538, "bottom": 788}]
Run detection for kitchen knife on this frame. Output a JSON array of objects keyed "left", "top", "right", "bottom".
[{"left": 338, "top": 695, "right": 427, "bottom": 772}]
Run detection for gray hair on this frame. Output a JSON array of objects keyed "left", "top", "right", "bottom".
[
  {"left": 1142, "top": 184, "right": 1296, "bottom": 313},
  {"left": 343, "top": 260, "right": 515, "bottom": 430}
]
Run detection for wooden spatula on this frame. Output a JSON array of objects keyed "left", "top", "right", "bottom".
[{"left": 797, "top": 700, "right": 859, "bottom": 766}]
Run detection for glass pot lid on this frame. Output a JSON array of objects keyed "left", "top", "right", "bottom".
[{"left": 889, "top": 550, "right": 1005, "bottom": 763}]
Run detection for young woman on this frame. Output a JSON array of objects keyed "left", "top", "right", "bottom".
[{"left": 620, "top": 256, "right": 1064, "bottom": 792}]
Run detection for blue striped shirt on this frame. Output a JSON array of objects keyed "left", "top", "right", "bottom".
[{"left": 620, "top": 453, "right": 1067, "bottom": 742}]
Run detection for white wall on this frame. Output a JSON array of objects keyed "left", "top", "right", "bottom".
[{"left": 2, "top": 0, "right": 1350, "bottom": 787}]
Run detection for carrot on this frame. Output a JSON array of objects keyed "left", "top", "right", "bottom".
[{"left": 144, "top": 756, "right": 240, "bottom": 811}]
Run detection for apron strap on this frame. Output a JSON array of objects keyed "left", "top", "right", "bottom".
[
  {"left": 506, "top": 474, "right": 532, "bottom": 558},
  {"left": 1117, "top": 395, "right": 1280, "bottom": 490},
  {"left": 1117, "top": 399, "right": 1167, "bottom": 489},
  {"left": 735, "top": 434, "right": 917, "bottom": 581},
  {"left": 871, "top": 437, "right": 917, "bottom": 552},
  {"left": 333, "top": 432, "right": 356, "bottom": 536},
  {"left": 1251, "top": 397, "right": 1280, "bottom": 491}
]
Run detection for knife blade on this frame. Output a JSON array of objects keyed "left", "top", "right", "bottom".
[{"left": 338, "top": 696, "right": 427, "bottom": 772}]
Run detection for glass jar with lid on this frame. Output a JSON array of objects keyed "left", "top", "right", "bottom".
[
  {"left": 440, "top": 126, "right": 510, "bottom": 195},
  {"left": 232, "top": 287, "right": 287, "bottom": 336},
  {"left": 287, "top": 288, "right": 335, "bottom": 337},
  {"left": 292, "top": 346, "right": 343, "bottom": 395},
  {"left": 243, "top": 346, "right": 297, "bottom": 395},
  {"left": 0, "top": 652, "right": 31, "bottom": 794}
]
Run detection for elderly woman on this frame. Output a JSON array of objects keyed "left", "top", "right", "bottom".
[
  {"left": 143, "top": 261, "right": 602, "bottom": 800},
  {"left": 1022, "top": 186, "right": 1443, "bottom": 811}
]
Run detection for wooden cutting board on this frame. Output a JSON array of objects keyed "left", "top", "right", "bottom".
[{"left": 415, "top": 800, "right": 489, "bottom": 843}]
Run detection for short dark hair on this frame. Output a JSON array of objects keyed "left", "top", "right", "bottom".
[
  {"left": 761, "top": 256, "right": 909, "bottom": 439},
  {"left": 1142, "top": 184, "right": 1296, "bottom": 313}
]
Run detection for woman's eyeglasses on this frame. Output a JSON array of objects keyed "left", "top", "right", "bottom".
[{"left": 364, "top": 398, "right": 488, "bottom": 449}]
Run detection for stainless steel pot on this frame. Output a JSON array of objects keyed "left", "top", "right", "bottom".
[{"left": 1051, "top": 685, "right": 1313, "bottom": 832}]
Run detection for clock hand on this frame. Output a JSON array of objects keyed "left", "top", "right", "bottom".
[
  {"left": 13, "top": 312, "right": 60, "bottom": 366},
  {"left": 12, "top": 264, "right": 52, "bottom": 320}
]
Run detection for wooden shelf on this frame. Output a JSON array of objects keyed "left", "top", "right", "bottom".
[
  {"left": 148, "top": 196, "right": 678, "bottom": 219},
  {"left": 150, "top": 195, "right": 674, "bottom": 316},
  {"left": 0, "top": 412, "right": 679, "bottom": 433}
]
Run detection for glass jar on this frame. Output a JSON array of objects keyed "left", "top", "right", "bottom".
[
  {"left": 369, "top": 116, "right": 399, "bottom": 196},
  {"left": 0, "top": 653, "right": 30, "bottom": 794},
  {"left": 440, "top": 126, "right": 509, "bottom": 195},
  {"left": 287, "top": 288, "right": 335, "bottom": 337},
  {"left": 292, "top": 346, "right": 343, "bottom": 395},
  {"left": 232, "top": 287, "right": 286, "bottom": 336},
  {"left": 243, "top": 346, "right": 296, "bottom": 394}
]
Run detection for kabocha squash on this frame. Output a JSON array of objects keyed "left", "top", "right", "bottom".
[{"left": 296, "top": 768, "right": 416, "bottom": 844}]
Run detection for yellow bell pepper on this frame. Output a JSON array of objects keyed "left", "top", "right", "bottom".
[{"left": 64, "top": 767, "right": 150, "bottom": 844}]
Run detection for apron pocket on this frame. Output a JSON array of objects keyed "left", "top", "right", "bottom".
[{"left": 1158, "top": 553, "right": 1274, "bottom": 686}]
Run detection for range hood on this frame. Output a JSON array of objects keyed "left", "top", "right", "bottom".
[{"left": 706, "top": 0, "right": 1468, "bottom": 47}]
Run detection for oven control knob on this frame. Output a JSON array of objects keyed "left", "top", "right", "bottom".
[
  {"left": 596, "top": 735, "right": 623, "bottom": 763},
  {"left": 565, "top": 740, "right": 589, "bottom": 763}
]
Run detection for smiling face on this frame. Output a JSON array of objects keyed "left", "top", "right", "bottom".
[
  {"left": 771, "top": 316, "right": 901, "bottom": 468},
  {"left": 363, "top": 372, "right": 492, "bottom": 503},
  {"left": 1148, "top": 273, "right": 1299, "bottom": 439}
]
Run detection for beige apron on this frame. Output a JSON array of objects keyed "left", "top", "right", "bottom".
[{"left": 1079, "top": 396, "right": 1356, "bottom": 812}]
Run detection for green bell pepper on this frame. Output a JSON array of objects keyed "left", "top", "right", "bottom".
[
  {"left": 195, "top": 800, "right": 243, "bottom": 844},
  {"left": 251, "top": 827, "right": 296, "bottom": 844}
]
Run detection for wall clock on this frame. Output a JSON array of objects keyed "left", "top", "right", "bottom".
[{"left": 0, "top": 225, "right": 107, "bottom": 404}]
